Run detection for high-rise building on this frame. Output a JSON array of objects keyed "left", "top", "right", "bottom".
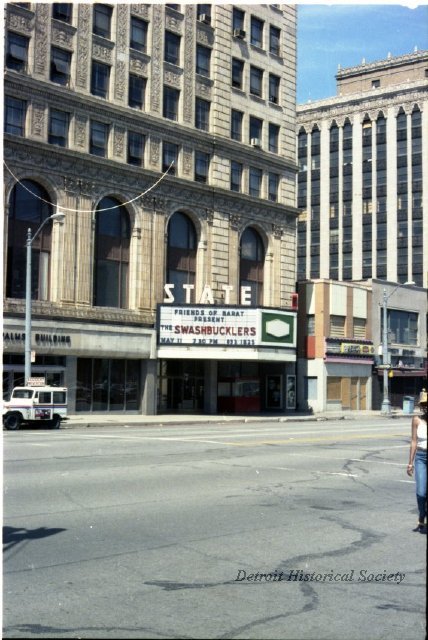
[
  {"left": 3, "top": 3, "right": 298, "bottom": 415},
  {"left": 296, "top": 50, "right": 427, "bottom": 288}
]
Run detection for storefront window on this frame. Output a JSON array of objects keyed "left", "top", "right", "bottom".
[
  {"left": 76, "top": 358, "right": 141, "bottom": 412},
  {"left": 7, "top": 180, "right": 53, "bottom": 300},
  {"left": 166, "top": 212, "right": 196, "bottom": 304},
  {"left": 93, "top": 197, "right": 130, "bottom": 308},
  {"left": 239, "top": 227, "right": 264, "bottom": 306}
]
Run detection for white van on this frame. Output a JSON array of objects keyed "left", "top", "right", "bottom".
[{"left": 3, "top": 385, "right": 68, "bottom": 430}]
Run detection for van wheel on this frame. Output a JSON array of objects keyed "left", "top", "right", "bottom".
[
  {"left": 50, "top": 415, "right": 61, "bottom": 429},
  {"left": 4, "top": 413, "right": 22, "bottom": 431}
]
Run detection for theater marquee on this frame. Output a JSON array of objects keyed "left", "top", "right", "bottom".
[{"left": 158, "top": 306, "right": 296, "bottom": 349}]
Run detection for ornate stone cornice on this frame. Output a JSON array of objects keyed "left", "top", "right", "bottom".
[
  {"left": 3, "top": 300, "right": 155, "bottom": 328},
  {"left": 297, "top": 86, "right": 427, "bottom": 128}
]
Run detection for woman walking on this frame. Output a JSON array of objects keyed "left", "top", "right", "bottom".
[{"left": 407, "top": 389, "right": 427, "bottom": 532}]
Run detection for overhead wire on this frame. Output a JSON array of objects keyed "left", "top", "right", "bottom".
[{"left": 2, "top": 159, "right": 174, "bottom": 213}]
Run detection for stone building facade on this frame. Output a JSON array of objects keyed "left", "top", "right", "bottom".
[
  {"left": 3, "top": 3, "right": 298, "bottom": 415},
  {"left": 296, "top": 50, "right": 428, "bottom": 288}
]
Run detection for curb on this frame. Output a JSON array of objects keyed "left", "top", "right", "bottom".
[{"left": 59, "top": 413, "right": 409, "bottom": 429}]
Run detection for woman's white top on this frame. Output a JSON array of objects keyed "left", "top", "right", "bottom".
[{"left": 417, "top": 417, "right": 427, "bottom": 451}]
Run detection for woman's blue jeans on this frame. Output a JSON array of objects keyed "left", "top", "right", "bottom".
[{"left": 415, "top": 450, "right": 427, "bottom": 522}]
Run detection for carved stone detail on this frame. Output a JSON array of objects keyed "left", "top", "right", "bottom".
[
  {"left": 31, "top": 103, "right": 45, "bottom": 137},
  {"left": 230, "top": 214, "right": 243, "bottom": 231},
  {"left": 150, "top": 5, "right": 162, "bottom": 113},
  {"left": 130, "top": 56, "right": 149, "bottom": 75},
  {"left": 182, "top": 146, "right": 192, "bottom": 175},
  {"left": 113, "top": 126, "right": 125, "bottom": 157},
  {"left": 63, "top": 177, "right": 96, "bottom": 196},
  {"left": 7, "top": 12, "right": 34, "bottom": 35},
  {"left": 115, "top": 60, "right": 126, "bottom": 100},
  {"left": 34, "top": 3, "right": 49, "bottom": 75},
  {"left": 116, "top": 4, "right": 128, "bottom": 50},
  {"left": 183, "top": 5, "right": 195, "bottom": 124},
  {"left": 150, "top": 137, "right": 161, "bottom": 166},
  {"left": 130, "top": 4, "right": 149, "bottom": 19},
  {"left": 74, "top": 114, "right": 87, "bottom": 148},
  {"left": 76, "top": 4, "right": 90, "bottom": 89},
  {"left": 165, "top": 15, "right": 183, "bottom": 33},
  {"left": 51, "top": 23, "right": 75, "bottom": 49},
  {"left": 92, "top": 42, "right": 113, "bottom": 63},
  {"left": 272, "top": 223, "right": 284, "bottom": 239},
  {"left": 196, "top": 80, "right": 212, "bottom": 98},
  {"left": 196, "top": 27, "right": 214, "bottom": 46},
  {"left": 204, "top": 208, "right": 214, "bottom": 225},
  {"left": 164, "top": 68, "right": 182, "bottom": 87}
]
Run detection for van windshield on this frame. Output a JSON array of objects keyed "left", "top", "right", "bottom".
[{"left": 12, "top": 389, "right": 35, "bottom": 399}]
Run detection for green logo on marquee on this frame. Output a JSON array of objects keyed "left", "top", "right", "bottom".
[{"left": 261, "top": 312, "right": 295, "bottom": 345}]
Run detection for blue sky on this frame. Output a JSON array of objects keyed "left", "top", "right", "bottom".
[{"left": 297, "top": 4, "right": 428, "bottom": 103}]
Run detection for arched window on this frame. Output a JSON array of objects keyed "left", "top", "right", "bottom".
[
  {"left": 166, "top": 212, "right": 196, "bottom": 304},
  {"left": 7, "top": 180, "right": 53, "bottom": 300},
  {"left": 94, "top": 197, "right": 130, "bottom": 308},
  {"left": 240, "top": 227, "right": 264, "bottom": 306}
]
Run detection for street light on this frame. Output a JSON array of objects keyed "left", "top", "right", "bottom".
[
  {"left": 24, "top": 211, "right": 65, "bottom": 384},
  {"left": 380, "top": 281, "right": 415, "bottom": 415}
]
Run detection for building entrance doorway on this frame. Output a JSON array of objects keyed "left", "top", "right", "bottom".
[{"left": 158, "top": 360, "right": 204, "bottom": 413}]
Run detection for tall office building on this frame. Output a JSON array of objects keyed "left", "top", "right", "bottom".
[
  {"left": 296, "top": 50, "right": 428, "bottom": 288},
  {"left": 3, "top": 3, "right": 298, "bottom": 414}
]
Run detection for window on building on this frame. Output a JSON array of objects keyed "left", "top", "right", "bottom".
[
  {"left": 250, "top": 66, "right": 263, "bottom": 97},
  {"left": 52, "top": 3, "right": 72, "bottom": 22},
  {"left": 167, "top": 212, "right": 196, "bottom": 304},
  {"left": 269, "top": 25, "right": 280, "bottom": 55},
  {"left": 196, "top": 44, "right": 211, "bottom": 77},
  {"left": 195, "top": 97, "right": 210, "bottom": 131},
  {"left": 130, "top": 17, "right": 148, "bottom": 52},
  {"left": 383, "top": 310, "right": 418, "bottom": 345},
  {"left": 268, "top": 173, "right": 279, "bottom": 202},
  {"left": 195, "top": 151, "right": 210, "bottom": 183},
  {"left": 128, "top": 74, "right": 146, "bottom": 109},
  {"left": 250, "top": 16, "right": 263, "bottom": 47},
  {"left": 197, "top": 4, "right": 211, "bottom": 21},
  {"left": 4, "top": 96, "right": 26, "bottom": 136},
  {"left": 48, "top": 109, "right": 69, "bottom": 147},
  {"left": 330, "top": 315, "right": 346, "bottom": 337},
  {"left": 231, "top": 109, "right": 243, "bottom": 141},
  {"left": 90, "top": 120, "right": 109, "bottom": 157},
  {"left": 94, "top": 197, "right": 130, "bottom": 308},
  {"left": 232, "top": 58, "right": 244, "bottom": 89},
  {"left": 163, "top": 86, "right": 180, "bottom": 121},
  {"left": 164, "top": 31, "right": 181, "bottom": 65},
  {"left": 6, "top": 32, "right": 29, "bottom": 71},
  {"left": 93, "top": 4, "right": 112, "bottom": 38},
  {"left": 249, "top": 116, "right": 262, "bottom": 144},
  {"left": 230, "top": 161, "right": 242, "bottom": 192},
  {"left": 232, "top": 7, "right": 245, "bottom": 32},
  {"left": 50, "top": 47, "right": 71, "bottom": 86},
  {"left": 371, "top": 79, "right": 380, "bottom": 88},
  {"left": 353, "top": 318, "right": 366, "bottom": 339},
  {"left": 240, "top": 227, "right": 264, "bottom": 306},
  {"left": 7, "top": 180, "right": 53, "bottom": 300},
  {"left": 163, "top": 141, "right": 178, "bottom": 174},
  {"left": 269, "top": 123, "right": 279, "bottom": 153},
  {"left": 249, "top": 167, "right": 262, "bottom": 197},
  {"left": 269, "top": 74, "right": 280, "bottom": 104},
  {"left": 91, "top": 61, "right": 110, "bottom": 98},
  {"left": 76, "top": 358, "right": 141, "bottom": 412},
  {"left": 127, "top": 131, "right": 145, "bottom": 166},
  {"left": 166, "top": 4, "right": 180, "bottom": 10}
]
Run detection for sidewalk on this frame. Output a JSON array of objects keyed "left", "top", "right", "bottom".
[{"left": 62, "top": 408, "right": 411, "bottom": 429}]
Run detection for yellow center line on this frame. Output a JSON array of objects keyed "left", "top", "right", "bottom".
[{"left": 218, "top": 433, "right": 405, "bottom": 447}]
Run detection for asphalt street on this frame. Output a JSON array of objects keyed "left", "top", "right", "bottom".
[{"left": 2, "top": 418, "right": 426, "bottom": 639}]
